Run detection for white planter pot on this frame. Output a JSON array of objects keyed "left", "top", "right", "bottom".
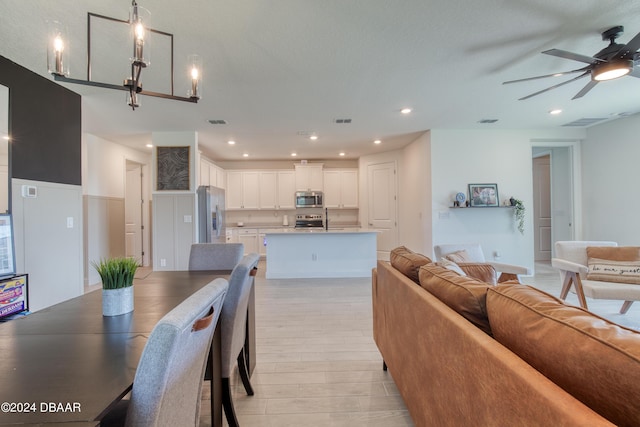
[{"left": 102, "top": 286, "right": 134, "bottom": 316}]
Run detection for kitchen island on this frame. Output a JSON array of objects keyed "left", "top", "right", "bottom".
[{"left": 264, "top": 229, "right": 378, "bottom": 279}]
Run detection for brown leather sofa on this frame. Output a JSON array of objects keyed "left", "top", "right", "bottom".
[{"left": 373, "top": 247, "right": 640, "bottom": 426}]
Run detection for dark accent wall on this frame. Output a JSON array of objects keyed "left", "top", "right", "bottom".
[{"left": 0, "top": 55, "right": 81, "bottom": 186}]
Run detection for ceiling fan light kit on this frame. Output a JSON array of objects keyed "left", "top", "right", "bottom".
[
  {"left": 504, "top": 25, "right": 640, "bottom": 100},
  {"left": 592, "top": 60, "right": 633, "bottom": 81}
]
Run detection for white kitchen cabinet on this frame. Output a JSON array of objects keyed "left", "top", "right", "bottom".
[
  {"left": 257, "top": 170, "right": 296, "bottom": 210},
  {"left": 277, "top": 170, "right": 296, "bottom": 209},
  {"left": 199, "top": 159, "right": 210, "bottom": 187},
  {"left": 295, "top": 164, "right": 323, "bottom": 191},
  {"left": 258, "top": 171, "right": 278, "bottom": 209},
  {"left": 226, "top": 171, "right": 260, "bottom": 209},
  {"left": 199, "top": 158, "right": 226, "bottom": 189},
  {"left": 323, "top": 169, "right": 358, "bottom": 208},
  {"left": 215, "top": 166, "right": 226, "bottom": 189},
  {"left": 237, "top": 228, "right": 259, "bottom": 254}
]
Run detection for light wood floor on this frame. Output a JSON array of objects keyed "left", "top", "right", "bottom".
[{"left": 200, "top": 261, "right": 640, "bottom": 426}]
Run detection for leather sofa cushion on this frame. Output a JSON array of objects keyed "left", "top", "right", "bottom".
[
  {"left": 419, "top": 263, "right": 494, "bottom": 335},
  {"left": 390, "top": 246, "right": 431, "bottom": 283},
  {"left": 487, "top": 283, "right": 640, "bottom": 427}
]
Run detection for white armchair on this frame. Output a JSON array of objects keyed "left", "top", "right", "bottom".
[
  {"left": 552, "top": 241, "right": 640, "bottom": 314},
  {"left": 433, "top": 243, "right": 531, "bottom": 282}
]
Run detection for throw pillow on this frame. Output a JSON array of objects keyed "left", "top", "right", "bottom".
[
  {"left": 443, "top": 249, "right": 472, "bottom": 263},
  {"left": 457, "top": 263, "right": 497, "bottom": 285},
  {"left": 487, "top": 283, "right": 640, "bottom": 427},
  {"left": 436, "top": 258, "right": 467, "bottom": 276},
  {"left": 418, "top": 263, "right": 494, "bottom": 335},
  {"left": 586, "top": 258, "right": 640, "bottom": 284},
  {"left": 586, "top": 246, "right": 640, "bottom": 261},
  {"left": 390, "top": 246, "right": 432, "bottom": 284}
]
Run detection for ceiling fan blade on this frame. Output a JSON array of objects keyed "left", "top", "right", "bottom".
[
  {"left": 629, "top": 65, "right": 640, "bottom": 78},
  {"left": 503, "top": 67, "right": 588, "bottom": 84},
  {"left": 614, "top": 31, "right": 640, "bottom": 60},
  {"left": 518, "top": 71, "right": 589, "bottom": 100},
  {"left": 572, "top": 80, "right": 598, "bottom": 99},
  {"left": 542, "top": 48, "right": 603, "bottom": 64}
]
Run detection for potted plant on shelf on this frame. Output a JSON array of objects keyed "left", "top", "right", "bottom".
[
  {"left": 92, "top": 257, "right": 138, "bottom": 316},
  {"left": 510, "top": 197, "right": 525, "bottom": 235}
]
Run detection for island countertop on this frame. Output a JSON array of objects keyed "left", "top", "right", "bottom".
[
  {"left": 264, "top": 229, "right": 378, "bottom": 279},
  {"left": 264, "top": 228, "right": 380, "bottom": 234}
]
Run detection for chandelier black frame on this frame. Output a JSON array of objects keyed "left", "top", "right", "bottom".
[{"left": 52, "top": 11, "right": 198, "bottom": 107}]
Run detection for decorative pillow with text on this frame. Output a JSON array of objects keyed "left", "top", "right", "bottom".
[{"left": 586, "top": 258, "right": 640, "bottom": 284}]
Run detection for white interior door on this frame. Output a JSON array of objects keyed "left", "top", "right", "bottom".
[
  {"left": 367, "top": 161, "right": 398, "bottom": 259},
  {"left": 125, "top": 162, "right": 143, "bottom": 263},
  {"left": 533, "top": 155, "right": 551, "bottom": 261}
]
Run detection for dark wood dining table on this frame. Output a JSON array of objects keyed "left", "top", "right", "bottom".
[{"left": 0, "top": 270, "right": 233, "bottom": 426}]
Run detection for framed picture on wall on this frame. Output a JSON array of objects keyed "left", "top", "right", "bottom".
[
  {"left": 468, "top": 183, "right": 499, "bottom": 207},
  {"left": 156, "top": 146, "right": 190, "bottom": 191}
]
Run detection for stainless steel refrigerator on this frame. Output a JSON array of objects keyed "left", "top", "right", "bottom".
[{"left": 197, "top": 185, "right": 226, "bottom": 243}]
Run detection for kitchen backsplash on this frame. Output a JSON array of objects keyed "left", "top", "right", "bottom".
[{"left": 226, "top": 208, "right": 359, "bottom": 227}]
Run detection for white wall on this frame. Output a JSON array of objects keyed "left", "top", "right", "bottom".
[
  {"left": 12, "top": 179, "right": 83, "bottom": 312},
  {"left": 359, "top": 133, "right": 432, "bottom": 256},
  {"left": 83, "top": 134, "right": 152, "bottom": 285},
  {"left": 582, "top": 113, "right": 640, "bottom": 244},
  {"left": 430, "top": 128, "right": 583, "bottom": 271}
]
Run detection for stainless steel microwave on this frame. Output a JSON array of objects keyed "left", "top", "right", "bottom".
[{"left": 295, "top": 191, "right": 323, "bottom": 208}]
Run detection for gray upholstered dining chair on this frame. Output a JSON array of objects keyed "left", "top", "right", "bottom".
[
  {"left": 188, "top": 243, "right": 244, "bottom": 271},
  {"left": 221, "top": 252, "right": 260, "bottom": 427},
  {"left": 101, "top": 278, "right": 229, "bottom": 427}
]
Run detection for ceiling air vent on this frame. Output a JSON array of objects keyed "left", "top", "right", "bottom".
[
  {"left": 334, "top": 118, "right": 352, "bottom": 124},
  {"left": 208, "top": 119, "right": 227, "bottom": 125},
  {"left": 478, "top": 119, "right": 498, "bottom": 124},
  {"left": 562, "top": 118, "right": 607, "bottom": 127}
]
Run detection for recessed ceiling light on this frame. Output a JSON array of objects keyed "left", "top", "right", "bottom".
[
  {"left": 400, "top": 108, "right": 412, "bottom": 114},
  {"left": 228, "top": 140, "right": 236, "bottom": 145},
  {"left": 373, "top": 139, "right": 382, "bottom": 144},
  {"left": 339, "top": 152, "right": 345, "bottom": 156},
  {"left": 242, "top": 153, "right": 249, "bottom": 157},
  {"left": 309, "top": 135, "right": 318, "bottom": 141},
  {"left": 549, "top": 109, "right": 562, "bottom": 115},
  {"left": 146, "top": 143, "right": 153, "bottom": 148},
  {"left": 291, "top": 152, "right": 297, "bottom": 157}
]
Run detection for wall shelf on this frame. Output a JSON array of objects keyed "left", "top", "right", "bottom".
[{"left": 449, "top": 206, "right": 514, "bottom": 209}]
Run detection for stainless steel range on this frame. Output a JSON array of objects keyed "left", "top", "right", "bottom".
[{"left": 295, "top": 214, "right": 324, "bottom": 229}]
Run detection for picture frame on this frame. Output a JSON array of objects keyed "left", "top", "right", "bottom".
[
  {"left": 468, "top": 183, "right": 499, "bottom": 207},
  {"left": 156, "top": 146, "right": 190, "bottom": 191}
]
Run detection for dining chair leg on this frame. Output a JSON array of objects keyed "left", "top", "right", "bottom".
[
  {"left": 237, "top": 348, "right": 254, "bottom": 396},
  {"left": 222, "top": 377, "right": 240, "bottom": 427}
]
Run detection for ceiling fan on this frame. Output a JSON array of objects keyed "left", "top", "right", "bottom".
[{"left": 503, "top": 26, "right": 640, "bottom": 100}]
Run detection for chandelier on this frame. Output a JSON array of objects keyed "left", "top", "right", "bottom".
[{"left": 47, "top": 1, "right": 201, "bottom": 110}]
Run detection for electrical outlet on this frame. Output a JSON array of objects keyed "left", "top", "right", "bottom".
[{"left": 160, "top": 258, "right": 167, "bottom": 267}]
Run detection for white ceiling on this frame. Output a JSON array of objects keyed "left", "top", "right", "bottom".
[{"left": 1, "top": 0, "right": 640, "bottom": 161}]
